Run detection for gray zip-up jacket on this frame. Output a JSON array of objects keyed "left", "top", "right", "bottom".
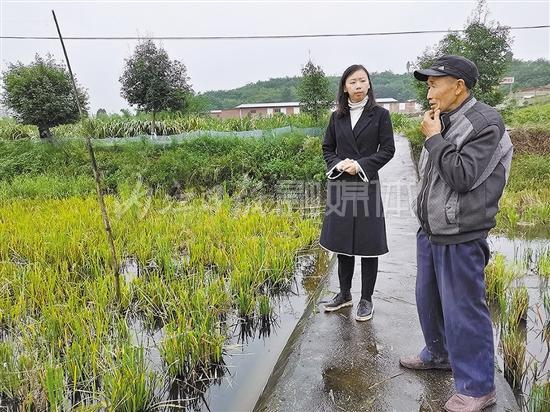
[{"left": 413, "top": 94, "right": 513, "bottom": 244}]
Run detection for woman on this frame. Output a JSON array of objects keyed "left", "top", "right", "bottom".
[{"left": 319, "top": 64, "right": 395, "bottom": 321}]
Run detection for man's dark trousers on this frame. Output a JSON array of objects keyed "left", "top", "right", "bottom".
[{"left": 416, "top": 229, "right": 495, "bottom": 397}]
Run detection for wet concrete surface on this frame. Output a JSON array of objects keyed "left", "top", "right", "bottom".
[{"left": 254, "top": 135, "right": 520, "bottom": 412}]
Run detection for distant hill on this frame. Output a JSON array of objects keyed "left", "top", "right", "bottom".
[
  {"left": 201, "top": 72, "right": 417, "bottom": 109},
  {"left": 201, "top": 59, "right": 550, "bottom": 110}
]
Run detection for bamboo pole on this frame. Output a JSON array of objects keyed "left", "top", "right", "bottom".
[{"left": 52, "top": 10, "right": 121, "bottom": 302}]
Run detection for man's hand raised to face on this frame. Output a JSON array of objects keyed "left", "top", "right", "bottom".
[{"left": 421, "top": 109, "right": 442, "bottom": 140}]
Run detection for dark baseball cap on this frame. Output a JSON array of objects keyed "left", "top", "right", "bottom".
[{"left": 414, "top": 55, "right": 479, "bottom": 88}]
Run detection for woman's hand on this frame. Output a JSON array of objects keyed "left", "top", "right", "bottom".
[
  {"left": 336, "top": 159, "right": 358, "bottom": 175},
  {"left": 343, "top": 160, "right": 358, "bottom": 175}
]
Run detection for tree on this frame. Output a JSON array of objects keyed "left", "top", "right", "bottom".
[
  {"left": 413, "top": 0, "right": 512, "bottom": 108},
  {"left": 120, "top": 39, "right": 192, "bottom": 134},
  {"left": 281, "top": 86, "right": 293, "bottom": 102},
  {"left": 1, "top": 54, "right": 89, "bottom": 139},
  {"left": 297, "top": 60, "right": 334, "bottom": 120},
  {"left": 505, "top": 58, "right": 550, "bottom": 91},
  {"left": 96, "top": 108, "right": 107, "bottom": 117}
]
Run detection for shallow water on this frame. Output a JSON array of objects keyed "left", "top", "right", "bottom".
[
  {"left": 124, "top": 248, "right": 330, "bottom": 412},
  {"left": 488, "top": 235, "right": 549, "bottom": 410}
]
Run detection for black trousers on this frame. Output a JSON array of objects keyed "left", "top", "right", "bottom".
[{"left": 337, "top": 254, "right": 378, "bottom": 301}]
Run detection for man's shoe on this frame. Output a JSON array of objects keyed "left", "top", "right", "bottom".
[
  {"left": 323, "top": 292, "right": 353, "bottom": 312},
  {"left": 355, "top": 299, "right": 374, "bottom": 321},
  {"left": 444, "top": 390, "right": 496, "bottom": 412},
  {"left": 399, "top": 354, "right": 452, "bottom": 370}
]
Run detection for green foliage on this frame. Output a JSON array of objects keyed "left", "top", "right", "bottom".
[
  {"left": 502, "top": 102, "right": 550, "bottom": 127},
  {"left": 505, "top": 58, "right": 550, "bottom": 91},
  {"left": 0, "top": 342, "right": 21, "bottom": 399},
  {"left": 485, "top": 253, "right": 516, "bottom": 302},
  {"left": 44, "top": 360, "right": 65, "bottom": 411},
  {"left": 0, "top": 111, "right": 327, "bottom": 140},
  {"left": 1, "top": 54, "right": 89, "bottom": 138},
  {"left": 372, "top": 71, "right": 417, "bottom": 102},
  {"left": 528, "top": 381, "right": 550, "bottom": 412},
  {"left": 413, "top": 0, "right": 512, "bottom": 108},
  {"left": 297, "top": 60, "right": 334, "bottom": 121},
  {"left": 506, "top": 154, "right": 550, "bottom": 192},
  {"left": 0, "top": 118, "right": 36, "bottom": 140},
  {"left": 0, "top": 133, "right": 326, "bottom": 197},
  {"left": 103, "top": 344, "right": 156, "bottom": 411},
  {"left": 390, "top": 113, "right": 423, "bottom": 163},
  {"left": 119, "top": 39, "right": 193, "bottom": 115}
]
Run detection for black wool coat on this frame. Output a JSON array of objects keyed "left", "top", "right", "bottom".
[{"left": 319, "top": 105, "right": 396, "bottom": 257}]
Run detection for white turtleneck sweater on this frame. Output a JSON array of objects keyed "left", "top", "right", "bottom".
[
  {"left": 325, "top": 96, "right": 370, "bottom": 182},
  {"left": 349, "top": 95, "right": 369, "bottom": 129}
]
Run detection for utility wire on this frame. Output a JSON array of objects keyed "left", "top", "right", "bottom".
[{"left": 1, "top": 25, "right": 548, "bottom": 40}]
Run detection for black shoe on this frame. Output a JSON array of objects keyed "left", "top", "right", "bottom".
[
  {"left": 355, "top": 299, "right": 374, "bottom": 321},
  {"left": 323, "top": 292, "right": 353, "bottom": 312}
]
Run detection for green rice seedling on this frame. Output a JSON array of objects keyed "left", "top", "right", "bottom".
[
  {"left": 542, "top": 290, "right": 550, "bottom": 345},
  {"left": 160, "top": 321, "right": 193, "bottom": 377},
  {"left": 44, "top": 359, "right": 65, "bottom": 412},
  {"left": 537, "top": 252, "right": 550, "bottom": 279},
  {"left": 509, "top": 286, "right": 529, "bottom": 327},
  {"left": 102, "top": 343, "right": 157, "bottom": 412},
  {"left": 528, "top": 380, "right": 549, "bottom": 412},
  {"left": 258, "top": 294, "right": 272, "bottom": 319},
  {"left": 495, "top": 289, "right": 509, "bottom": 327},
  {"left": 161, "top": 317, "right": 224, "bottom": 378},
  {"left": 0, "top": 192, "right": 321, "bottom": 407},
  {"left": 235, "top": 286, "right": 256, "bottom": 319},
  {"left": 501, "top": 327, "right": 527, "bottom": 390},
  {"left": 0, "top": 341, "right": 21, "bottom": 400},
  {"left": 485, "top": 254, "right": 516, "bottom": 302}
]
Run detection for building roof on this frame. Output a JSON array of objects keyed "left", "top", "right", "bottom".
[
  {"left": 377, "top": 98, "right": 398, "bottom": 103},
  {"left": 235, "top": 102, "right": 300, "bottom": 109}
]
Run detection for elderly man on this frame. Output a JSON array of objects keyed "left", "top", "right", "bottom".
[{"left": 400, "top": 55, "right": 513, "bottom": 412}]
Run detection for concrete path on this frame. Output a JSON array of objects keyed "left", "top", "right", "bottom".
[{"left": 254, "top": 135, "right": 519, "bottom": 412}]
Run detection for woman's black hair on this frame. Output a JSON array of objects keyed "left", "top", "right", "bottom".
[{"left": 336, "top": 64, "right": 377, "bottom": 117}]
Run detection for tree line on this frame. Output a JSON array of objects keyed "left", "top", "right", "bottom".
[{"left": 2, "top": 0, "right": 548, "bottom": 138}]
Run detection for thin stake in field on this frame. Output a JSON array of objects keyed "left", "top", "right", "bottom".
[{"left": 51, "top": 9, "right": 121, "bottom": 302}]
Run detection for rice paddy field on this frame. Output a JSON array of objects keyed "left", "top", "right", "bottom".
[
  {"left": 0, "top": 102, "right": 548, "bottom": 411},
  {"left": 486, "top": 236, "right": 549, "bottom": 411},
  {"left": 0, "top": 193, "right": 323, "bottom": 410}
]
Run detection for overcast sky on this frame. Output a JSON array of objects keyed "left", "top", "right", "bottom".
[{"left": 1, "top": 0, "right": 549, "bottom": 112}]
